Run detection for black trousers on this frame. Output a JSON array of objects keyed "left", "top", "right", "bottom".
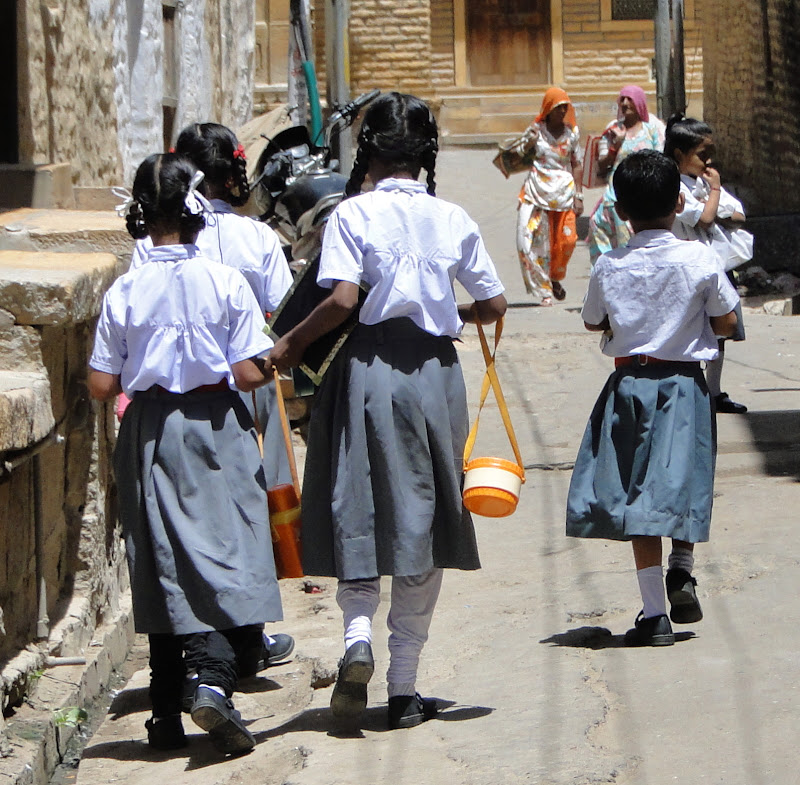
[{"left": 149, "top": 630, "right": 239, "bottom": 717}]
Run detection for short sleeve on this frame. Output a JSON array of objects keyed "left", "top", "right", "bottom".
[
  {"left": 260, "top": 227, "right": 293, "bottom": 312},
  {"left": 317, "top": 207, "right": 364, "bottom": 289},
  {"left": 456, "top": 219, "right": 505, "bottom": 301},
  {"left": 90, "top": 289, "right": 127, "bottom": 374},
  {"left": 226, "top": 274, "right": 273, "bottom": 365},
  {"left": 675, "top": 183, "right": 705, "bottom": 229},
  {"left": 704, "top": 262, "right": 741, "bottom": 318},
  {"left": 581, "top": 262, "right": 608, "bottom": 325}
]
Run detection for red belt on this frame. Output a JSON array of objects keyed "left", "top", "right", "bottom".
[{"left": 614, "top": 355, "right": 700, "bottom": 368}]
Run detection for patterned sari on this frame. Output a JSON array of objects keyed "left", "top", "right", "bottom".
[{"left": 588, "top": 118, "right": 665, "bottom": 263}]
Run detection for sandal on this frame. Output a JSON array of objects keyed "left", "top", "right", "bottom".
[
  {"left": 540, "top": 297, "right": 553, "bottom": 307},
  {"left": 552, "top": 281, "right": 566, "bottom": 301}
]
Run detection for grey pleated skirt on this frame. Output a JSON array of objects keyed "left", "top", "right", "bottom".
[
  {"left": 301, "top": 318, "right": 481, "bottom": 580},
  {"left": 114, "top": 387, "right": 282, "bottom": 635},
  {"left": 566, "top": 362, "right": 714, "bottom": 543}
]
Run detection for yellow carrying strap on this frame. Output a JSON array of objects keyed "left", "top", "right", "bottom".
[{"left": 462, "top": 317, "right": 525, "bottom": 480}]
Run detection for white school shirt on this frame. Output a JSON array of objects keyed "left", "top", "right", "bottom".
[
  {"left": 130, "top": 199, "right": 292, "bottom": 314},
  {"left": 90, "top": 243, "right": 273, "bottom": 395},
  {"left": 318, "top": 178, "right": 505, "bottom": 338},
  {"left": 582, "top": 229, "right": 740, "bottom": 362}
]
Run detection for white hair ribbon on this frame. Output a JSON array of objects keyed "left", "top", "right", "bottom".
[
  {"left": 184, "top": 170, "right": 214, "bottom": 216},
  {"left": 111, "top": 186, "right": 135, "bottom": 217}
]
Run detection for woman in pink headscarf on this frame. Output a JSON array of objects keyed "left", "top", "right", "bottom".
[{"left": 587, "top": 85, "right": 666, "bottom": 262}]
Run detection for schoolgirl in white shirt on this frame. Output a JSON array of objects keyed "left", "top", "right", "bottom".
[
  {"left": 89, "top": 153, "right": 279, "bottom": 755},
  {"left": 567, "top": 150, "right": 740, "bottom": 647},
  {"left": 270, "top": 92, "right": 507, "bottom": 730},
  {"left": 665, "top": 114, "right": 751, "bottom": 414}
]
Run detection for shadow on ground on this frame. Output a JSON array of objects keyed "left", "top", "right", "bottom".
[
  {"left": 737, "top": 409, "right": 800, "bottom": 480},
  {"left": 540, "top": 626, "right": 695, "bottom": 649}
]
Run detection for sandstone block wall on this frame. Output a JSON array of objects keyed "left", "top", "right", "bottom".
[
  {"left": 16, "top": 0, "right": 256, "bottom": 189},
  {"left": 702, "top": 0, "right": 800, "bottom": 216}
]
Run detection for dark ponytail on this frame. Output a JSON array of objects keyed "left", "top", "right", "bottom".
[
  {"left": 664, "top": 113, "right": 714, "bottom": 161},
  {"left": 175, "top": 122, "right": 250, "bottom": 207},
  {"left": 125, "top": 153, "right": 205, "bottom": 242},
  {"left": 345, "top": 92, "right": 439, "bottom": 197}
]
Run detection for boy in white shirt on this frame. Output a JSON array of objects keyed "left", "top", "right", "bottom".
[{"left": 567, "top": 150, "right": 739, "bottom": 646}]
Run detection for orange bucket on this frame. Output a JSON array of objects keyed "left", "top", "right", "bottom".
[
  {"left": 463, "top": 457, "right": 525, "bottom": 518},
  {"left": 267, "top": 483, "right": 304, "bottom": 578}
]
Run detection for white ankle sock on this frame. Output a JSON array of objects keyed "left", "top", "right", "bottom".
[
  {"left": 668, "top": 547, "right": 695, "bottom": 574},
  {"left": 198, "top": 683, "right": 226, "bottom": 697},
  {"left": 636, "top": 566, "right": 666, "bottom": 618},
  {"left": 344, "top": 615, "right": 372, "bottom": 649}
]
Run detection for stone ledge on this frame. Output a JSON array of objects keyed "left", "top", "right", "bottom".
[
  {"left": 0, "top": 250, "right": 119, "bottom": 327},
  {"left": 0, "top": 209, "right": 133, "bottom": 266},
  {"left": 0, "top": 597, "right": 134, "bottom": 785},
  {"left": 0, "top": 374, "right": 54, "bottom": 452}
]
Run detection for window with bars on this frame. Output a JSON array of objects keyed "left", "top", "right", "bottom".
[{"left": 611, "top": 0, "right": 656, "bottom": 20}]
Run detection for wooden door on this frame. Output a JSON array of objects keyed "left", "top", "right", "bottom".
[{"left": 467, "top": 0, "right": 551, "bottom": 86}]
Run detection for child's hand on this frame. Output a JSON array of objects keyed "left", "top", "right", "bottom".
[
  {"left": 269, "top": 334, "right": 303, "bottom": 372},
  {"left": 702, "top": 167, "right": 721, "bottom": 190}
]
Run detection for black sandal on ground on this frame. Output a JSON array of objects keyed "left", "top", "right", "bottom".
[{"left": 552, "top": 281, "right": 566, "bottom": 300}]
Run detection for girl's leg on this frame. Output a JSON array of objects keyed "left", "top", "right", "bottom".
[
  {"left": 146, "top": 633, "right": 187, "bottom": 749},
  {"left": 626, "top": 537, "right": 674, "bottom": 646},
  {"left": 666, "top": 539, "right": 703, "bottom": 624},
  {"left": 330, "top": 579, "right": 380, "bottom": 722},
  {"left": 337, "top": 578, "right": 381, "bottom": 647},
  {"left": 631, "top": 536, "right": 666, "bottom": 618},
  {"left": 386, "top": 568, "right": 443, "bottom": 729},
  {"left": 185, "top": 631, "right": 255, "bottom": 754},
  {"left": 708, "top": 339, "right": 748, "bottom": 413}
]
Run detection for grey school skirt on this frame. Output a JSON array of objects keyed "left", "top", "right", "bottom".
[
  {"left": 114, "top": 387, "right": 282, "bottom": 635},
  {"left": 301, "top": 318, "right": 481, "bottom": 580},
  {"left": 566, "top": 362, "right": 714, "bottom": 543}
]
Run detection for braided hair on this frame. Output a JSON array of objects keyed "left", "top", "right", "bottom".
[
  {"left": 125, "top": 153, "right": 205, "bottom": 242},
  {"left": 345, "top": 92, "right": 439, "bottom": 197},
  {"left": 663, "top": 113, "right": 714, "bottom": 162},
  {"left": 175, "top": 122, "right": 251, "bottom": 207}
]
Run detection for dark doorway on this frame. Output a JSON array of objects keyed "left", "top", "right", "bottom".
[{"left": 0, "top": 1, "right": 18, "bottom": 163}]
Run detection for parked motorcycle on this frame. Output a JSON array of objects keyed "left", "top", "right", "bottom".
[
  {"left": 252, "top": 88, "right": 380, "bottom": 266},
  {"left": 252, "top": 89, "right": 380, "bottom": 397}
]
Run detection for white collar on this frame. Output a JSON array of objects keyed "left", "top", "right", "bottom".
[
  {"left": 627, "top": 229, "right": 678, "bottom": 248},
  {"left": 374, "top": 177, "right": 427, "bottom": 194},
  {"left": 144, "top": 243, "right": 202, "bottom": 263}
]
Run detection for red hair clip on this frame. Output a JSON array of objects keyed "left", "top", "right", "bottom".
[
  {"left": 168, "top": 147, "right": 176, "bottom": 153},
  {"left": 233, "top": 144, "right": 246, "bottom": 161}
]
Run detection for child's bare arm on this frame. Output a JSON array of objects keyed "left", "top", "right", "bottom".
[
  {"left": 232, "top": 356, "right": 273, "bottom": 392},
  {"left": 459, "top": 294, "right": 508, "bottom": 325},
  {"left": 584, "top": 316, "right": 610, "bottom": 332},
  {"left": 710, "top": 310, "right": 737, "bottom": 338},
  {"left": 88, "top": 370, "right": 123, "bottom": 401}
]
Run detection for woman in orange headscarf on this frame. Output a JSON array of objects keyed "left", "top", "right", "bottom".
[{"left": 514, "top": 87, "right": 584, "bottom": 305}]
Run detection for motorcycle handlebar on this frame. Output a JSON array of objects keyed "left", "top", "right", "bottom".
[{"left": 328, "top": 89, "right": 381, "bottom": 127}]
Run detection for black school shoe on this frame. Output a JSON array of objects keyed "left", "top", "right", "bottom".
[
  {"left": 190, "top": 686, "right": 255, "bottom": 755},
  {"left": 387, "top": 693, "right": 438, "bottom": 730},
  {"left": 330, "top": 641, "right": 374, "bottom": 722},
  {"left": 715, "top": 393, "right": 748, "bottom": 414},
  {"left": 254, "top": 633, "right": 296, "bottom": 671},
  {"left": 145, "top": 715, "right": 187, "bottom": 750},
  {"left": 666, "top": 568, "right": 704, "bottom": 624},
  {"left": 624, "top": 613, "right": 675, "bottom": 647}
]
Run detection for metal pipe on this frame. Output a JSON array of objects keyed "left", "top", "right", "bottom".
[
  {"left": 654, "top": 0, "right": 671, "bottom": 119},
  {"left": 33, "top": 453, "right": 49, "bottom": 640}
]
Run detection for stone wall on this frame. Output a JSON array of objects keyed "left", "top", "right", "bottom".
[
  {"left": 702, "top": 0, "right": 800, "bottom": 216},
  {"left": 0, "top": 248, "right": 124, "bottom": 670},
  {"left": 16, "top": 0, "right": 256, "bottom": 189}
]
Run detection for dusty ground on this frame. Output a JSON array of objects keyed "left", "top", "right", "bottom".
[{"left": 73, "top": 149, "right": 800, "bottom": 785}]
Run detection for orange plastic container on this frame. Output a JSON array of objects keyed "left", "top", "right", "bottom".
[
  {"left": 267, "top": 483, "right": 304, "bottom": 578},
  {"left": 462, "top": 457, "right": 525, "bottom": 518}
]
